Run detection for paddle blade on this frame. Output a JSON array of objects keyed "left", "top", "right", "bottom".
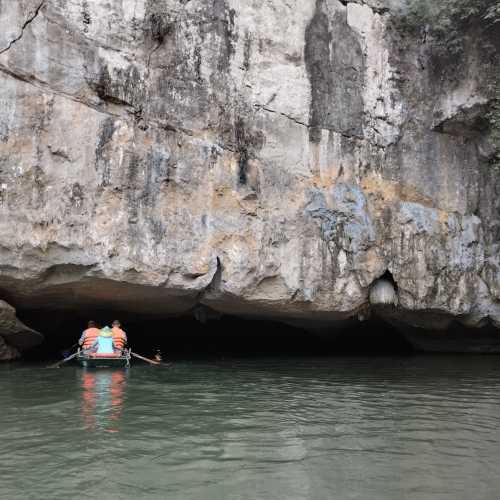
[
  {"left": 46, "top": 351, "right": 78, "bottom": 369},
  {"left": 131, "top": 352, "right": 161, "bottom": 365}
]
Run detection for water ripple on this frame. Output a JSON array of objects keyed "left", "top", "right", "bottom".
[{"left": 2, "top": 356, "right": 500, "bottom": 499}]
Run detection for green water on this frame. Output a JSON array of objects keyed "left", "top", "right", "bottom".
[{"left": 2, "top": 357, "right": 500, "bottom": 499}]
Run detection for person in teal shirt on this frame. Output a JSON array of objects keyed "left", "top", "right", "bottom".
[{"left": 95, "top": 326, "right": 115, "bottom": 355}]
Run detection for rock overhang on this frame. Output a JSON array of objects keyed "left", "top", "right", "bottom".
[{"left": 0, "top": 0, "right": 498, "bottom": 355}]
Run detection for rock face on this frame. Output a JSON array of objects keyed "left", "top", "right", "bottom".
[
  {"left": 0, "top": 300, "right": 43, "bottom": 360},
  {"left": 0, "top": 0, "right": 499, "bottom": 353}
]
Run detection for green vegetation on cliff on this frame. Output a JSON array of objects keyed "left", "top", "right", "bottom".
[{"left": 402, "top": 0, "right": 499, "bottom": 48}]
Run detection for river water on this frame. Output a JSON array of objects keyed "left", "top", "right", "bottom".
[{"left": 1, "top": 356, "right": 500, "bottom": 499}]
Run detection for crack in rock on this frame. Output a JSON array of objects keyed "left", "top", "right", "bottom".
[
  {"left": 0, "top": 62, "right": 121, "bottom": 118},
  {"left": 254, "top": 104, "right": 309, "bottom": 128},
  {"left": 254, "top": 103, "right": 372, "bottom": 143},
  {"left": 0, "top": 0, "right": 45, "bottom": 55}
]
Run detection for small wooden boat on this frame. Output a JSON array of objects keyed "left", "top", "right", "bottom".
[{"left": 76, "top": 348, "right": 131, "bottom": 368}]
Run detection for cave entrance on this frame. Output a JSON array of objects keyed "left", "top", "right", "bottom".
[
  {"left": 16, "top": 307, "right": 414, "bottom": 360},
  {"left": 380, "top": 269, "right": 398, "bottom": 291}
]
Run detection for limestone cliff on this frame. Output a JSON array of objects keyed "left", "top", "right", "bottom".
[{"left": 0, "top": 0, "right": 499, "bottom": 355}]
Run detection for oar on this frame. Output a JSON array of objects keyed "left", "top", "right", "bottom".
[
  {"left": 131, "top": 351, "right": 161, "bottom": 366},
  {"left": 61, "top": 343, "right": 78, "bottom": 358},
  {"left": 47, "top": 351, "right": 79, "bottom": 369}
]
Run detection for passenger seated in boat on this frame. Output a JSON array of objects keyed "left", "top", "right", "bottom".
[
  {"left": 79, "top": 321, "right": 100, "bottom": 352},
  {"left": 111, "top": 320, "right": 127, "bottom": 354},
  {"left": 93, "top": 326, "right": 118, "bottom": 356}
]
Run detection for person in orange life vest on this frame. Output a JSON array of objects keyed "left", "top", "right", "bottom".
[
  {"left": 79, "top": 321, "right": 101, "bottom": 351},
  {"left": 111, "top": 320, "right": 127, "bottom": 354}
]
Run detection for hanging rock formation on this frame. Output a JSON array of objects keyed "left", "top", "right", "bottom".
[
  {"left": 369, "top": 279, "right": 398, "bottom": 307},
  {"left": 0, "top": 300, "right": 43, "bottom": 360},
  {"left": 0, "top": 0, "right": 499, "bottom": 354}
]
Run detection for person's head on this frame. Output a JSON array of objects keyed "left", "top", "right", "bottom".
[
  {"left": 112, "top": 320, "right": 121, "bottom": 328},
  {"left": 88, "top": 320, "right": 96, "bottom": 328}
]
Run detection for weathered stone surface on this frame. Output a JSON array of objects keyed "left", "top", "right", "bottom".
[
  {"left": 0, "top": 336, "right": 20, "bottom": 361},
  {"left": 0, "top": 0, "right": 498, "bottom": 352},
  {"left": 0, "top": 300, "right": 42, "bottom": 360}
]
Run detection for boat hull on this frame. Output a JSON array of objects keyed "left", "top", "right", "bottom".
[{"left": 76, "top": 351, "right": 131, "bottom": 368}]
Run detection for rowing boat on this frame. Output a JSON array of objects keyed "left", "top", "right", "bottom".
[{"left": 76, "top": 348, "right": 131, "bottom": 368}]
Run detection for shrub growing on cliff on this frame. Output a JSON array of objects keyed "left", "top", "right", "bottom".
[
  {"left": 488, "top": 82, "right": 500, "bottom": 169},
  {"left": 401, "top": 0, "right": 499, "bottom": 53},
  {"left": 485, "top": 2, "right": 500, "bottom": 23},
  {"left": 482, "top": 3, "right": 500, "bottom": 168},
  {"left": 400, "top": 0, "right": 500, "bottom": 167}
]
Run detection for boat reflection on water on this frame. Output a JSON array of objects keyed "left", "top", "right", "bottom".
[{"left": 80, "top": 369, "right": 128, "bottom": 432}]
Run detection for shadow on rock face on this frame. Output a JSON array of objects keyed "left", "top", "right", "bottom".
[{"left": 304, "top": 0, "right": 364, "bottom": 143}]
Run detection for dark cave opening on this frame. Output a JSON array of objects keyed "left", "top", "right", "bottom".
[
  {"left": 16, "top": 307, "right": 415, "bottom": 361},
  {"left": 379, "top": 269, "right": 398, "bottom": 291}
]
